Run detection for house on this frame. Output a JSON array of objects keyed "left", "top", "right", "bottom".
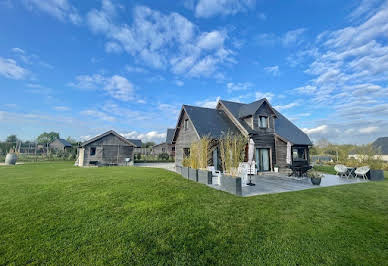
[
  {"left": 76, "top": 130, "right": 136, "bottom": 167},
  {"left": 127, "top": 139, "right": 143, "bottom": 148},
  {"left": 49, "top": 139, "right": 72, "bottom": 152},
  {"left": 172, "top": 98, "right": 312, "bottom": 173},
  {"left": 151, "top": 128, "right": 176, "bottom": 158},
  {"left": 348, "top": 137, "right": 388, "bottom": 162}
]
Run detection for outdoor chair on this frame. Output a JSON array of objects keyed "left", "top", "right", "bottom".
[
  {"left": 334, "top": 164, "right": 348, "bottom": 177},
  {"left": 354, "top": 166, "right": 370, "bottom": 180},
  {"left": 207, "top": 166, "right": 221, "bottom": 185}
]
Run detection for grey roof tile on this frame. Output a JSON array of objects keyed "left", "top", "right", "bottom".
[{"left": 166, "top": 128, "right": 175, "bottom": 144}]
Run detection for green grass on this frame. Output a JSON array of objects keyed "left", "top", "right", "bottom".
[{"left": 1, "top": 162, "right": 388, "bottom": 265}]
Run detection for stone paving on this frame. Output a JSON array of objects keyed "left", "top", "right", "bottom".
[{"left": 241, "top": 173, "right": 366, "bottom": 197}]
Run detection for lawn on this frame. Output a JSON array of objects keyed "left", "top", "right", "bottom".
[{"left": 1, "top": 162, "right": 388, "bottom": 265}]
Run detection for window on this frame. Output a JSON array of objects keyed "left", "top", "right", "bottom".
[
  {"left": 259, "top": 116, "right": 268, "bottom": 128},
  {"left": 292, "top": 147, "right": 306, "bottom": 160},
  {"left": 90, "top": 147, "right": 96, "bottom": 156},
  {"left": 183, "top": 148, "right": 190, "bottom": 158},
  {"left": 184, "top": 119, "right": 189, "bottom": 131}
]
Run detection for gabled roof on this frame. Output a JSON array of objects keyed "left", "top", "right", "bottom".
[
  {"left": 80, "top": 130, "right": 136, "bottom": 147},
  {"left": 219, "top": 99, "right": 312, "bottom": 146},
  {"left": 54, "top": 138, "right": 72, "bottom": 147},
  {"left": 127, "top": 139, "right": 142, "bottom": 148},
  {"left": 166, "top": 128, "right": 175, "bottom": 144},
  {"left": 373, "top": 137, "right": 388, "bottom": 155},
  {"left": 152, "top": 142, "right": 167, "bottom": 148},
  {"left": 173, "top": 105, "right": 240, "bottom": 140},
  {"left": 238, "top": 98, "right": 277, "bottom": 118}
]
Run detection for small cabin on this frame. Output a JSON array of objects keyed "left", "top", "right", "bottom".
[{"left": 76, "top": 130, "right": 136, "bottom": 167}]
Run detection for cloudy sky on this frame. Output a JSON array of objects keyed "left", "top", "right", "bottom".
[{"left": 0, "top": 0, "right": 387, "bottom": 144}]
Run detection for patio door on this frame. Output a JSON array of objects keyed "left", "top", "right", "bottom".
[{"left": 256, "top": 148, "right": 270, "bottom": 172}]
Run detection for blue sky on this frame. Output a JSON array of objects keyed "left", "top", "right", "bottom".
[{"left": 0, "top": 0, "right": 387, "bottom": 144}]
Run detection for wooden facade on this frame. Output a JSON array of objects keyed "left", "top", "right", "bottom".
[
  {"left": 172, "top": 99, "right": 312, "bottom": 174},
  {"left": 174, "top": 110, "right": 200, "bottom": 166},
  {"left": 77, "top": 131, "right": 135, "bottom": 167}
]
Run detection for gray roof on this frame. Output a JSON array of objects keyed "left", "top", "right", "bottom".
[
  {"left": 56, "top": 139, "right": 72, "bottom": 147},
  {"left": 166, "top": 128, "right": 175, "bottom": 144},
  {"left": 127, "top": 139, "right": 142, "bottom": 148},
  {"left": 81, "top": 130, "right": 136, "bottom": 147},
  {"left": 238, "top": 99, "right": 266, "bottom": 118},
  {"left": 373, "top": 137, "right": 388, "bottom": 154},
  {"left": 220, "top": 99, "right": 312, "bottom": 145},
  {"left": 183, "top": 105, "right": 240, "bottom": 138}
]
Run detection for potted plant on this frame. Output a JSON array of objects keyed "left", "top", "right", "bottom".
[
  {"left": 308, "top": 170, "right": 323, "bottom": 185},
  {"left": 274, "top": 164, "right": 279, "bottom": 173},
  {"left": 5, "top": 148, "right": 17, "bottom": 165}
]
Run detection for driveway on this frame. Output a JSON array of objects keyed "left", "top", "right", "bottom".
[{"left": 135, "top": 162, "right": 176, "bottom": 172}]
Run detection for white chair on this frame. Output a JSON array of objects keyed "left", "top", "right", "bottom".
[
  {"left": 207, "top": 166, "right": 221, "bottom": 185},
  {"left": 334, "top": 164, "right": 348, "bottom": 177},
  {"left": 354, "top": 166, "right": 370, "bottom": 180}
]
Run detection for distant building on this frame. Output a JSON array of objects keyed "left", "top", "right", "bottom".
[
  {"left": 348, "top": 137, "right": 388, "bottom": 162},
  {"left": 76, "top": 130, "right": 136, "bottom": 167},
  {"left": 49, "top": 139, "right": 72, "bottom": 152},
  {"left": 151, "top": 128, "right": 175, "bottom": 158},
  {"left": 127, "top": 139, "right": 142, "bottom": 148}
]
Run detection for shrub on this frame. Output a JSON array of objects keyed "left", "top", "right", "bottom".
[
  {"left": 158, "top": 153, "right": 170, "bottom": 160},
  {"left": 219, "top": 132, "right": 247, "bottom": 176}
]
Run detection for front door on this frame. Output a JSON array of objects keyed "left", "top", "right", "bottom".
[{"left": 256, "top": 148, "right": 270, "bottom": 172}]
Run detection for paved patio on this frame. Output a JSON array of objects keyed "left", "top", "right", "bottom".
[{"left": 241, "top": 174, "right": 367, "bottom": 197}]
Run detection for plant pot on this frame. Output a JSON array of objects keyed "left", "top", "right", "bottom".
[
  {"left": 5, "top": 153, "right": 17, "bottom": 165},
  {"left": 311, "top": 177, "right": 321, "bottom": 185},
  {"left": 274, "top": 167, "right": 279, "bottom": 173}
]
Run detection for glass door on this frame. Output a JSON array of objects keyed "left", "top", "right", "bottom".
[{"left": 256, "top": 148, "right": 270, "bottom": 172}]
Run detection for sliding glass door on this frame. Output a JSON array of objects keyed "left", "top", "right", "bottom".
[{"left": 256, "top": 148, "right": 270, "bottom": 172}]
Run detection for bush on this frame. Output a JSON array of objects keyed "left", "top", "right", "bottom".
[{"left": 158, "top": 153, "right": 170, "bottom": 160}]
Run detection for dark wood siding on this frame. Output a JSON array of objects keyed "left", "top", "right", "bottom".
[
  {"left": 275, "top": 136, "right": 288, "bottom": 169},
  {"left": 175, "top": 111, "right": 200, "bottom": 166},
  {"left": 251, "top": 133, "right": 276, "bottom": 170}
]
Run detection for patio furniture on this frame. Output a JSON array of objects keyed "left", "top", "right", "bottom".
[
  {"left": 354, "top": 166, "right": 370, "bottom": 180},
  {"left": 334, "top": 164, "right": 348, "bottom": 177},
  {"left": 289, "top": 160, "right": 312, "bottom": 177}
]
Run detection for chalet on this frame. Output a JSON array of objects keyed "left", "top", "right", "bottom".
[
  {"left": 49, "top": 138, "right": 72, "bottom": 152},
  {"left": 172, "top": 98, "right": 312, "bottom": 173},
  {"left": 76, "top": 130, "right": 136, "bottom": 167}
]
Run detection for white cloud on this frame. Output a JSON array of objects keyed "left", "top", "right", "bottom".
[
  {"left": 69, "top": 74, "right": 135, "bottom": 101},
  {"left": 255, "top": 91, "right": 274, "bottom": 101},
  {"left": 86, "top": 2, "right": 234, "bottom": 78},
  {"left": 0, "top": 57, "right": 29, "bottom": 80},
  {"left": 303, "top": 125, "right": 328, "bottom": 135},
  {"left": 193, "top": 0, "right": 255, "bottom": 18},
  {"left": 120, "top": 131, "right": 166, "bottom": 144},
  {"left": 11, "top": 48, "right": 25, "bottom": 54},
  {"left": 226, "top": 82, "right": 253, "bottom": 93},
  {"left": 25, "top": 0, "right": 82, "bottom": 24},
  {"left": 282, "top": 28, "right": 306, "bottom": 46},
  {"left": 292, "top": 85, "right": 317, "bottom": 95},
  {"left": 264, "top": 65, "right": 279, "bottom": 76},
  {"left": 125, "top": 65, "right": 148, "bottom": 73},
  {"left": 54, "top": 106, "right": 70, "bottom": 111},
  {"left": 196, "top": 96, "right": 221, "bottom": 108},
  {"left": 105, "top": 42, "right": 122, "bottom": 53},
  {"left": 359, "top": 126, "right": 379, "bottom": 134},
  {"left": 174, "top": 80, "right": 184, "bottom": 86},
  {"left": 274, "top": 102, "right": 299, "bottom": 111},
  {"left": 80, "top": 109, "right": 116, "bottom": 122}
]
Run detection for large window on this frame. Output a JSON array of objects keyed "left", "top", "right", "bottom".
[
  {"left": 259, "top": 116, "right": 268, "bottom": 128},
  {"left": 292, "top": 147, "right": 306, "bottom": 161}
]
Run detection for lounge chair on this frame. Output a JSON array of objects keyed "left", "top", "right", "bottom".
[
  {"left": 354, "top": 166, "right": 370, "bottom": 180},
  {"left": 334, "top": 164, "right": 348, "bottom": 177}
]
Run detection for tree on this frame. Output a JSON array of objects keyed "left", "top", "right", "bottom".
[
  {"left": 65, "top": 137, "right": 79, "bottom": 145},
  {"left": 142, "top": 142, "right": 156, "bottom": 148},
  {"left": 6, "top": 135, "right": 18, "bottom": 144},
  {"left": 36, "top": 132, "right": 60, "bottom": 145}
]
